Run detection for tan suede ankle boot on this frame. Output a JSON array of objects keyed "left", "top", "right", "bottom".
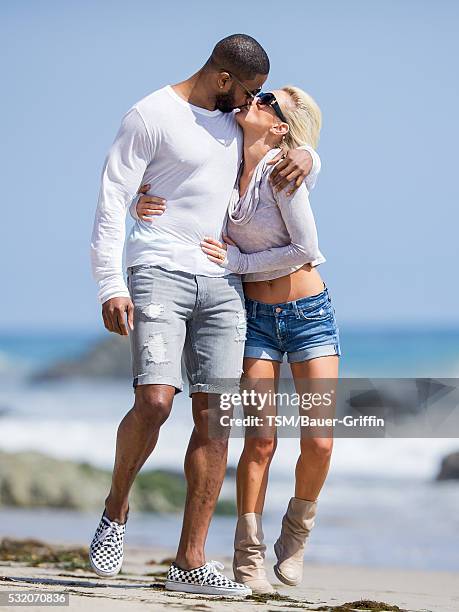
[
  {"left": 233, "top": 513, "right": 275, "bottom": 594},
  {"left": 273, "top": 497, "right": 318, "bottom": 586}
]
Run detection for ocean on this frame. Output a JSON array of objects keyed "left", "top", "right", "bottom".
[{"left": 0, "top": 327, "right": 458, "bottom": 571}]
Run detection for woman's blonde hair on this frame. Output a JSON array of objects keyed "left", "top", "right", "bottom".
[{"left": 280, "top": 86, "right": 322, "bottom": 150}]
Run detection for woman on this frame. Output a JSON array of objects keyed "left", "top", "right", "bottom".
[{"left": 132, "top": 87, "right": 340, "bottom": 594}]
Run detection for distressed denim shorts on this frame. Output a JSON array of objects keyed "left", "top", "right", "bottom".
[
  {"left": 126, "top": 264, "right": 247, "bottom": 396},
  {"left": 244, "top": 284, "right": 341, "bottom": 363}
]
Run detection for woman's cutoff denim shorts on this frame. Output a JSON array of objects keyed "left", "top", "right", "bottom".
[{"left": 244, "top": 283, "right": 341, "bottom": 363}]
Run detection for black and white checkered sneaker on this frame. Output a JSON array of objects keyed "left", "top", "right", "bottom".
[
  {"left": 165, "top": 559, "right": 252, "bottom": 597},
  {"left": 89, "top": 509, "right": 127, "bottom": 577}
]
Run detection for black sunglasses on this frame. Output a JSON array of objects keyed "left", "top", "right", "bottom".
[
  {"left": 225, "top": 70, "right": 262, "bottom": 99},
  {"left": 256, "top": 92, "right": 288, "bottom": 124}
]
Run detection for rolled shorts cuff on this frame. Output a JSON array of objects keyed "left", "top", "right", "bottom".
[
  {"left": 287, "top": 343, "right": 341, "bottom": 363},
  {"left": 132, "top": 375, "right": 184, "bottom": 394},
  {"left": 188, "top": 381, "right": 242, "bottom": 397},
  {"left": 243, "top": 345, "right": 284, "bottom": 362}
]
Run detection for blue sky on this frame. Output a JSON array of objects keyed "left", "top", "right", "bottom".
[{"left": 1, "top": 0, "right": 458, "bottom": 331}]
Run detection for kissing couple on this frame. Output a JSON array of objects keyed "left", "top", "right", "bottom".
[{"left": 90, "top": 33, "right": 340, "bottom": 597}]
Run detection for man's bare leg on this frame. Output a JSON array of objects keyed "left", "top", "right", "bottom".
[
  {"left": 104, "top": 384, "right": 176, "bottom": 523},
  {"left": 175, "top": 392, "right": 229, "bottom": 569}
]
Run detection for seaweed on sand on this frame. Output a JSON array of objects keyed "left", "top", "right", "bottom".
[
  {"left": 0, "top": 538, "right": 90, "bottom": 571},
  {"left": 312, "top": 599, "right": 406, "bottom": 611}
]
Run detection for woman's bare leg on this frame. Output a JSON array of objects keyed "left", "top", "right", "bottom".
[
  {"left": 290, "top": 355, "right": 339, "bottom": 501},
  {"left": 236, "top": 358, "right": 280, "bottom": 515}
]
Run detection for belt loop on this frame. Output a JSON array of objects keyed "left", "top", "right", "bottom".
[
  {"left": 293, "top": 300, "right": 300, "bottom": 318},
  {"left": 252, "top": 300, "right": 257, "bottom": 319}
]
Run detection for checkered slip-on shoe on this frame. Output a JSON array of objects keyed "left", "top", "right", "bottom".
[
  {"left": 165, "top": 559, "right": 252, "bottom": 597},
  {"left": 89, "top": 509, "right": 128, "bottom": 577}
]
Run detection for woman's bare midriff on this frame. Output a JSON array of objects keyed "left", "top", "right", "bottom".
[{"left": 243, "top": 264, "right": 325, "bottom": 304}]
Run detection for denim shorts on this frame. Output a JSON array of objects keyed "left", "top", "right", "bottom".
[
  {"left": 126, "top": 264, "right": 247, "bottom": 396},
  {"left": 244, "top": 284, "right": 341, "bottom": 363}
]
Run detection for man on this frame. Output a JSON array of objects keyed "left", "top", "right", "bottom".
[{"left": 89, "top": 33, "right": 320, "bottom": 597}]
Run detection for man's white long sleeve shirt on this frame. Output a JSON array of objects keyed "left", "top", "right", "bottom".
[{"left": 90, "top": 85, "right": 320, "bottom": 304}]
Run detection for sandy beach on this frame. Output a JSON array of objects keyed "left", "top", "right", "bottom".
[{"left": 1, "top": 540, "right": 458, "bottom": 612}]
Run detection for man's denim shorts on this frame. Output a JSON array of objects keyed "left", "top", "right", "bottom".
[
  {"left": 244, "top": 284, "right": 341, "bottom": 363},
  {"left": 126, "top": 264, "right": 247, "bottom": 396}
]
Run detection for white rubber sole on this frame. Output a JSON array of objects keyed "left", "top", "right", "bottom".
[
  {"left": 165, "top": 580, "right": 252, "bottom": 597},
  {"left": 89, "top": 554, "right": 122, "bottom": 578}
]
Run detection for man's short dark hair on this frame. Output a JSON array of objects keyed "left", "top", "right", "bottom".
[{"left": 208, "top": 34, "right": 270, "bottom": 79}]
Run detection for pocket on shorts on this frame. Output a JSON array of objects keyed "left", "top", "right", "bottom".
[
  {"left": 298, "top": 298, "right": 333, "bottom": 322},
  {"left": 129, "top": 266, "right": 158, "bottom": 309}
]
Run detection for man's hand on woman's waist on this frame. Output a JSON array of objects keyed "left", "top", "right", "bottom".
[{"left": 130, "top": 183, "right": 167, "bottom": 222}]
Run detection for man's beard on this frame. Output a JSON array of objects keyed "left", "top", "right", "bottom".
[{"left": 215, "top": 85, "right": 240, "bottom": 113}]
